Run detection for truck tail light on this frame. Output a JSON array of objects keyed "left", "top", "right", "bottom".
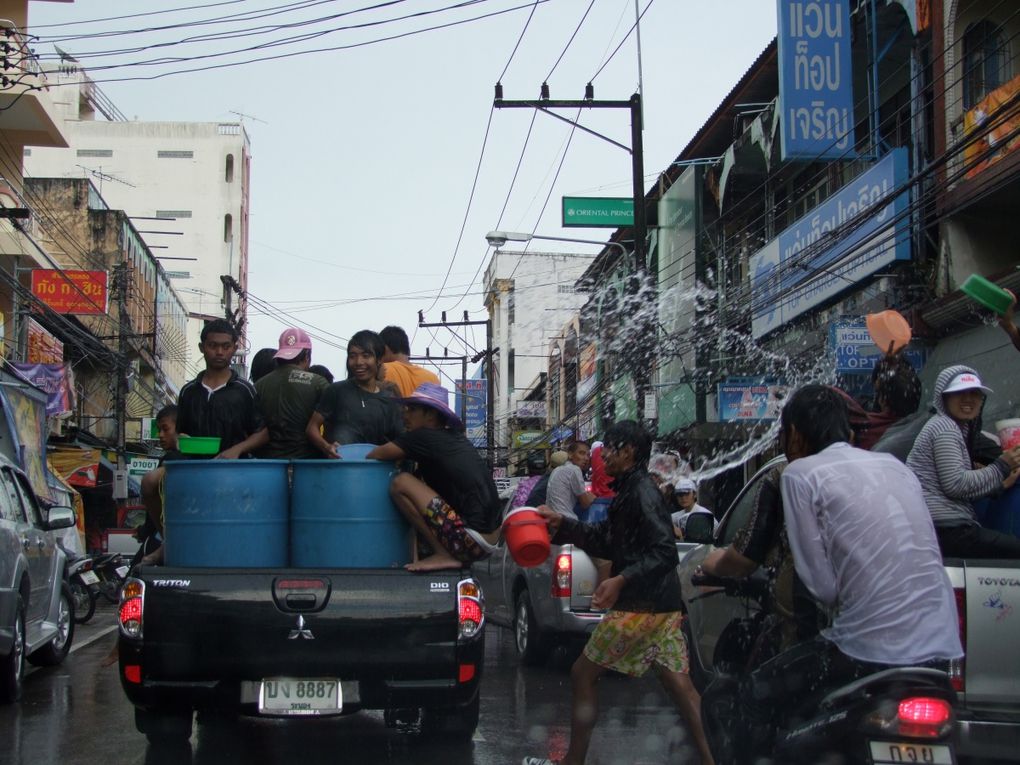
[
  {"left": 123, "top": 664, "right": 142, "bottom": 684},
  {"left": 951, "top": 587, "right": 966, "bottom": 692},
  {"left": 119, "top": 578, "right": 145, "bottom": 639},
  {"left": 551, "top": 552, "right": 571, "bottom": 598},
  {"left": 457, "top": 578, "right": 484, "bottom": 641}
]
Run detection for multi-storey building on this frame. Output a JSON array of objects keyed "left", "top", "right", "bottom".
[{"left": 24, "top": 68, "right": 251, "bottom": 377}]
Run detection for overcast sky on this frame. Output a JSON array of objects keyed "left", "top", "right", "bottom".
[{"left": 26, "top": 0, "right": 777, "bottom": 381}]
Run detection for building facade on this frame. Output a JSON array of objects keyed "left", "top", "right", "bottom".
[{"left": 24, "top": 68, "right": 251, "bottom": 377}]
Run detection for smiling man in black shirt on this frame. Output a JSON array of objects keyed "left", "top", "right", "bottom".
[
  {"left": 176, "top": 319, "right": 268, "bottom": 458},
  {"left": 367, "top": 382, "right": 500, "bottom": 572}
]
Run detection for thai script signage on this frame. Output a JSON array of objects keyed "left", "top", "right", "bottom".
[
  {"left": 829, "top": 317, "right": 926, "bottom": 373},
  {"left": 778, "top": 0, "right": 855, "bottom": 160},
  {"left": 750, "top": 147, "right": 910, "bottom": 338},
  {"left": 516, "top": 401, "right": 547, "bottom": 419},
  {"left": 31, "top": 269, "right": 108, "bottom": 315},
  {"left": 718, "top": 379, "right": 787, "bottom": 422},
  {"left": 454, "top": 379, "right": 487, "bottom": 447}
]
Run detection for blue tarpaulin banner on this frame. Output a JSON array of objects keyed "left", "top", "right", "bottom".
[{"left": 778, "top": 0, "right": 855, "bottom": 160}]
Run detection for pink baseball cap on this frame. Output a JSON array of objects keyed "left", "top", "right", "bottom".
[{"left": 274, "top": 327, "right": 312, "bottom": 360}]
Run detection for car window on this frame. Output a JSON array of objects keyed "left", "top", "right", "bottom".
[
  {"left": 10, "top": 471, "right": 42, "bottom": 526},
  {"left": 717, "top": 471, "right": 766, "bottom": 546},
  {"left": 0, "top": 469, "right": 27, "bottom": 524}
]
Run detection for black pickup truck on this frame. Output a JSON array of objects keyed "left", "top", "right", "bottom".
[{"left": 117, "top": 567, "right": 485, "bottom": 743}]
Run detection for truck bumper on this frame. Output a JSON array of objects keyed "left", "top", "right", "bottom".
[
  {"left": 955, "top": 712, "right": 1020, "bottom": 760},
  {"left": 118, "top": 635, "right": 484, "bottom": 715}
]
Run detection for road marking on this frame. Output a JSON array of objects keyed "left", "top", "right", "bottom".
[{"left": 71, "top": 624, "right": 118, "bottom": 653}]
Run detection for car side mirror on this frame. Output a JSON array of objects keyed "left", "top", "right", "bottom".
[
  {"left": 45, "top": 505, "right": 76, "bottom": 530},
  {"left": 683, "top": 515, "right": 715, "bottom": 545}
]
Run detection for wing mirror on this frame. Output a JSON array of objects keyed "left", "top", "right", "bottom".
[{"left": 45, "top": 505, "right": 76, "bottom": 530}]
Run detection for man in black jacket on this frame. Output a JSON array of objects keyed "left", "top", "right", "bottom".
[{"left": 525, "top": 420, "right": 714, "bottom": 765}]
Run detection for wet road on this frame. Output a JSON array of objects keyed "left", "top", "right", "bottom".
[{"left": 2, "top": 604, "right": 701, "bottom": 765}]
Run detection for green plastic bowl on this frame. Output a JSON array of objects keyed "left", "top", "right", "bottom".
[
  {"left": 177, "top": 436, "right": 222, "bottom": 455},
  {"left": 961, "top": 274, "right": 1014, "bottom": 315}
]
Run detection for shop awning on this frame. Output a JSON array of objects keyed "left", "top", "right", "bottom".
[{"left": 49, "top": 446, "right": 142, "bottom": 496}]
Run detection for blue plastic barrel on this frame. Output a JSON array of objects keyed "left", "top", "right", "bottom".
[
  {"left": 163, "top": 460, "right": 289, "bottom": 567},
  {"left": 981, "top": 485, "right": 1020, "bottom": 536},
  {"left": 290, "top": 444, "right": 410, "bottom": 568}
]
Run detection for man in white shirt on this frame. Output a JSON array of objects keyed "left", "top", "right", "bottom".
[
  {"left": 736, "top": 384, "right": 962, "bottom": 757},
  {"left": 545, "top": 441, "right": 596, "bottom": 520}
]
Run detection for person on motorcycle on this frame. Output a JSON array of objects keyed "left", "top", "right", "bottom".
[
  {"left": 737, "top": 384, "right": 962, "bottom": 757},
  {"left": 524, "top": 420, "right": 715, "bottom": 765}
]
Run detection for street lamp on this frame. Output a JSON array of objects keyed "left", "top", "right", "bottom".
[{"left": 484, "top": 230, "right": 629, "bottom": 262}]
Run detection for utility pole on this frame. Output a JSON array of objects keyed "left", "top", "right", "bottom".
[
  {"left": 493, "top": 86, "right": 652, "bottom": 425},
  {"left": 113, "top": 262, "right": 130, "bottom": 500},
  {"left": 418, "top": 312, "right": 497, "bottom": 467}
]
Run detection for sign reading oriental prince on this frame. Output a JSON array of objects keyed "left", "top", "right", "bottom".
[{"left": 778, "top": 0, "right": 855, "bottom": 160}]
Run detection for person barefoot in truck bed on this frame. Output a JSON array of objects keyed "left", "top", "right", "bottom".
[{"left": 367, "top": 382, "right": 501, "bottom": 572}]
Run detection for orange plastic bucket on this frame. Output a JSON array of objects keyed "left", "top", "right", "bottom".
[
  {"left": 503, "top": 507, "right": 550, "bottom": 568},
  {"left": 865, "top": 310, "right": 911, "bottom": 354}
]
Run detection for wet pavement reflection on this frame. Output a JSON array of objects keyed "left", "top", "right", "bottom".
[{"left": 2, "top": 607, "right": 700, "bottom": 764}]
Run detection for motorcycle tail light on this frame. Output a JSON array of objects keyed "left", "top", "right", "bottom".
[
  {"left": 119, "top": 578, "right": 144, "bottom": 639},
  {"left": 863, "top": 695, "right": 953, "bottom": 739},
  {"left": 551, "top": 552, "right": 571, "bottom": 598},
  {"left": 457, "top": 578, "right": 484, "bottom": 641}
]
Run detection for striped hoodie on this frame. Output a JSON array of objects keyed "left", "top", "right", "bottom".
[{"left": 906, "top": 364, "right": 1011, "bottom": 527}]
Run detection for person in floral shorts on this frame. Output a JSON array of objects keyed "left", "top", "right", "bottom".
[{"left": 526, "top": 420, "right": 714, "bottom": 765}]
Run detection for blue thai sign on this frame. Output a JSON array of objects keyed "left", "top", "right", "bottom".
[
  {"left": 750, "top": 147, "right": 910, "bottom": 338},
  {"left": 454, "top": 379, "right": 487, "bottom": 447},
  {"left": 718, "top": 379, "right": 788, "bottom": 422},
  {"left": 829, "top": 318, "right": 926, "bottom": 373},
  {"left": 778, "top": 0, "right": 855, "bottom": 160}
]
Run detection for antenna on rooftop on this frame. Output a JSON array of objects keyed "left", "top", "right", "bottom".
[{"left": 229, "top": 110, "right": 267, "bottom": 125}]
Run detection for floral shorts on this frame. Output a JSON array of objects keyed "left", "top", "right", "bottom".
[
  {"left": 421, "top": 497, "right": 486, "bottom": 563},
  {"left": 583, "top": 610, "right": 689, "bottom": 677}
]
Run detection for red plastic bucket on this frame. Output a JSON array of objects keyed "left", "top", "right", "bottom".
[{"left": 503, "top": 507, "right": 550, "bottom": 567}]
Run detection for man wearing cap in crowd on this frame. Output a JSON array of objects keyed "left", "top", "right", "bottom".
[
  {"left": 670, "top": 477, "right": 717, "bottom": 540},
  {"left": 367, "top": 382, "right": 502, "bottom": 571},
  {"left": 907, "top": 365, "right": 1020, "bottom": 558},
  {"left": 255, "top": 327, "right": 329, "bottom": 459},
  {"left": 545, "top": 441, "right": 596, "bottom": 520},
  {"left": 522, "top": 450, "right": 568, "bottom": 508}
]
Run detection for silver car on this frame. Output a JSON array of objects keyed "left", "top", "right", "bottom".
[{"left": 0, "top": 454, "right": 77, "bottom": 703}]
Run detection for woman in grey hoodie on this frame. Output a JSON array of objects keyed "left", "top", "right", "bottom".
[{"left": 906, "top": 364, "right": 1020, "bottom": 558}]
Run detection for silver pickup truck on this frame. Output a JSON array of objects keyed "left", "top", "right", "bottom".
[
  {"left": 678, "top": 457, "right": 1020, "bottom": 764},
  {"left": 472, "top": 491, "right": 699, "bottom": 665}
]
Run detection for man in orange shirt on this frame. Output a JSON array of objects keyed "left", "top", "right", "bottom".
[{"left": 379, "top": 325, "right": 440, "bottom": 397}]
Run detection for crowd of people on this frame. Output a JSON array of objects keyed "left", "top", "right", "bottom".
[{"left": 131, "top": 308, "right": 1020, "bottom": 764}]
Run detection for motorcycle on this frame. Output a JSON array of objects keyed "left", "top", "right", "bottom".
[
  {"left": 690, "top": 571, "right": 957, "bottom": 764},
  {"left": 66, "top": 555, "right": 98, "bottom": 624},
  {"left": 91, "top": 552, "right": 131, "bottom": 604}
]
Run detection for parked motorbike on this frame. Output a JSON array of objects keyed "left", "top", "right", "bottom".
[
  {"left": 91, "top": 552, "right": 131, "bottom": 604},
  {"left": 690, "top": 572, "right": 957, "bottom": 764},
  {"left": 66, "top": 555, "right": 98, "bottom": 624}
]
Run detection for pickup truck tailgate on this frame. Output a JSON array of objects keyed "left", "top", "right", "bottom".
[
  {"left": 140, "top": 568, "right": 463, "bottom": 681},
  {"left": 961, "top": 561, "right": 1020, "bottom": 704}
]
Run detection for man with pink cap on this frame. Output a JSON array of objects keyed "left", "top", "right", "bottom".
[
  {"left": 254, "top": 327, "right": 328, "bottom": 459},
  {"left": 367, "top": 382, "right": 502, "bottom": 571}
]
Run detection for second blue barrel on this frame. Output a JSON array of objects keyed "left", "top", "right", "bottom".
[
  {"left": 163, "top": 460, "right": 290, "bottom": 567},
  {"left": 290, "top": 444, "right": 410, "bottom": 568}
]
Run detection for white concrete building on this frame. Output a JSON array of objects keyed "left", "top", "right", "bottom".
[
  {"left": 484, "top": 250, "right": 592, "bottom": 463},
  {"left": 24, "top": 70, "right": 251, "bottom": 377}
]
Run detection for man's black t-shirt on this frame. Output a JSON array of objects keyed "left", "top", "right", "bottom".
[
  {"left": 393, "top": 427, "right": 500, "bottom": 533},
  {"left": 176, "top": 371, "right": 265, "bottom": 452},
  {"left": 315, "top": 380, "right": 402, "bottom": 446}
]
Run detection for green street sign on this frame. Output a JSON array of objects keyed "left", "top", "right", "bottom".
[{"left": 562, "top": 196, "right": 634, "bottom": 228}]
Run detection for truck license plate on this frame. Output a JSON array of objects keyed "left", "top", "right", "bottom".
[
  {"left": 258, "top": 678, "right": 342, "bottom": 716},
  {"left": 80, "top": 571, "right": 99, "bottom": 585},
  {"left": 869, "top": 741, "right": 953, "bottom": 764}
]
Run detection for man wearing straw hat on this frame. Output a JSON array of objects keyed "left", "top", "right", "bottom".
[{"left": 367, "top": 382, "right": 502, "bottom": 571}]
